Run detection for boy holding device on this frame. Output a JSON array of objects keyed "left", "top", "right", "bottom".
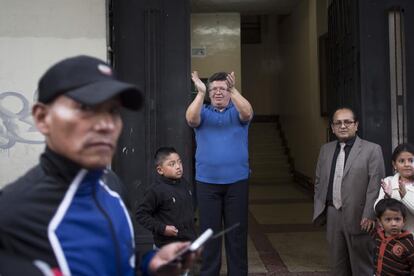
[{"left": 136, "top": 147, "right": 197, "bottom": 248}]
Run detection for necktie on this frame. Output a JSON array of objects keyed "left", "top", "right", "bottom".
[{"left": 333, "top": 142, "right": 346, "bottom": 209}]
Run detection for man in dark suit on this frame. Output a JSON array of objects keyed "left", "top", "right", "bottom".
[{"left": 313, "top": 107, "right": 385, "bottom": 275}]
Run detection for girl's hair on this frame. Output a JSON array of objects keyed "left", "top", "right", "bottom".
[{"left": 392, "top": 143, "right": 414, "bottom": 162}]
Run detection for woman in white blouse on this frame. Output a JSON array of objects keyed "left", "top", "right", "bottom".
[{"left": 374, "top": 143, "right": 414, "bottom": 233}]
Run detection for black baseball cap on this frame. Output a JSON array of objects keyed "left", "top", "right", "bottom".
[{"left": 38, "top": 55, "right": 143, "bottom": 110}]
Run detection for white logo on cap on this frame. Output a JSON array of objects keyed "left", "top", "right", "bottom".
[{"left": 98, "top": 64, "right": 112, "bottom": 76}]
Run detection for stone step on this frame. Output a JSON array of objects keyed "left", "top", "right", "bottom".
[
  {"left": 250, "top": 161, "right": 290, "bottom": 166},
  {"left": 248, "top": 121, "right": 294, "bottom": 186},
  {"left": 251, "top": 174, "right": 292, "bottom": 179},
  {"left": 250, "top": 149, "right": 286, "bottom": 153}
]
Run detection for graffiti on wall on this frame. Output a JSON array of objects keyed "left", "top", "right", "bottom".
[{"left": 0, "top": 91, "right": 44, "bottom": 149}]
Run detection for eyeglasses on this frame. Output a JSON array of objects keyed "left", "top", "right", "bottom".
[
  {"left": 332, "top": 120, "right": 355, "bottom": 128},
  {"left": 209, "top": 87, "right": 228, "bottom": 93}
]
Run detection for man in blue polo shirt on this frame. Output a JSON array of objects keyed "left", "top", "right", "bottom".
[{"left": 186, "top": 71, "right": 253, "bottom": 276}]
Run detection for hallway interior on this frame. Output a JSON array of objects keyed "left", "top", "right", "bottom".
[{"left": 221, "top": 121, "right": 330, "bottom": 275}]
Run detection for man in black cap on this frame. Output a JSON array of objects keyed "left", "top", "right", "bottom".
[{"left": 0, "top": 55, "right": 194, "bottom": 276}]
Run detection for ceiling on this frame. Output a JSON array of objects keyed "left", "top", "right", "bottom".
[{"left": 191, "top": 0, "right": 302, "bottom": 14}]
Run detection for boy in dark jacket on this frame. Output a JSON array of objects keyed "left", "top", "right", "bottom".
[
  {"left": 137, "top": 147, "right": 196, "bottom": 248},
  {"left": 372, "top": 198, "right": 414, "bottom": 275}
]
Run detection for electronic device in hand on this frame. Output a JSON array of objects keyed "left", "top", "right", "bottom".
[
  {"left": 164, "top": 222, "right": 240, "bottom": 266},
  {"left": 167, "top": 228, "right": 213, "bottom": 265}
]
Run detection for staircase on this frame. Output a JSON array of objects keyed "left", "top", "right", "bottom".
[{"left": 249, "top": 121, "right": 293, "bottom": 186}]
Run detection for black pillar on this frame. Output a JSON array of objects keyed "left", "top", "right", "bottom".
[{"left": 110, "top": 0, "right": 192, "bottom": 255}]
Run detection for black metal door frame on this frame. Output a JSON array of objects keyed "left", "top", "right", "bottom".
[
  {"left": 328, "top": 0, "right": 414, "bottom": 174},
  {"left": 108, "top": 0, "right": 192, "bottom": 254}
]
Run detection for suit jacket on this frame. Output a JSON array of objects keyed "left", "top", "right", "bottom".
[{"left": 313, "top": 136, "right": 385, "bottom": 234}]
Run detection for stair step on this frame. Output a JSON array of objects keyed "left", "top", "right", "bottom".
[
  {"left": 251, "top": 161, "right": 290, "bottom": 166},
  {"left": 251, "top": 168, "right": 290, "bottom": 172},
  {"left": 250, "top": 179, "right": 294, "bottom": 185},
  {"left": 250, "top": 147, "right": 286, "bottom": 152},
  {"left": 250, "top": 160, "right": 290, "bottom": 165},
  {"left": 252, "top": 174, "right": 292, "bottom": 179},
  {"left": 251, "top": 170, "right": 292, "bottom": 176},
  {"left": 250, "top": 154, "right": 286, "bottom": 158},
  {"left": 248, "top": 121, "right": 294, "bottom": 188}
]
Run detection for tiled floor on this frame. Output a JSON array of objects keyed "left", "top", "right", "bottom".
[
  {"left": 195, "top": 178, "right": 330, "bottom": 276},
  {"left": 245, "top": 182, "right": 330, "bottom": 275}
]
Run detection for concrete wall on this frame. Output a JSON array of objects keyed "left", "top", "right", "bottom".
[
  {"left": 0, "top": 0, "right": 106, "bottom": 187},
  {"left": 278, "top": 0, "right": 329, "bottom": 178},
  {"left": 242, "top": 15, "right": 280, "bottom": 115},
  {"left": 191, "top": 13, "right": 241, "bottom": 89}
]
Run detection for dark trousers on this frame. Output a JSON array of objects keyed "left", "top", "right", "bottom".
[
  {"left": 326, "top": 206, "right": 374, "bottom": 276},
  {"left": 197, "top": 179, "right": 249, "bottom": 276}
]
